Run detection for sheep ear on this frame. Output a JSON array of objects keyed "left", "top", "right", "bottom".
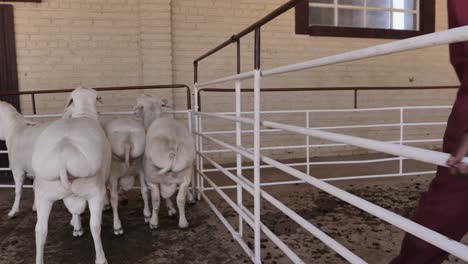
[{"left": 65, "top": 96, "right": 73, "bottom": 108}]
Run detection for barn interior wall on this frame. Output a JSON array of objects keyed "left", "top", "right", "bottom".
[
  {"left": 6, "top": 0, "right": 173, "bottom": 115},
  {"left": 5, "top": 0, "right": 459, "bottom": 163}
]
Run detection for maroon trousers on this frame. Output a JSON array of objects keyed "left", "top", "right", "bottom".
[{"left": 391, "top": 1, "right": 468, "bottom": 263}]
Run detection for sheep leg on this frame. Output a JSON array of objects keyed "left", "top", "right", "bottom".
[
  {"left": 139, "top": 170, "right": 151, "bottom": 223},
  {"left": 148, "top": 183, "right": 160, "bottom": 229},
  {"left": 109, "top": 178, "right": 123, "bottom": 236},
  {"left": 70, "top": 214, "right": 83, "bottom": 237},
  {"left": 88, "top": 195, "right": 107, "bottom": 264},
  {"left": 8, "top": 169, "right": 25, "bottom": 218},
  {"left": 177, "top": 181, "right": 190, "bottom": 229},
  {"left": 187, "top": 189, "right": 196, "bottom": 205},
  {"left": 35, "top": 198, "right": 53, "bottom": 264},
  {"left": 166, "top": 198, "right": 177, "bottom": 216},
  {"left": 63, "top": 196, "right": 86, "bottom": 237},
  {"left": 102, "top": 192, "right": 110, "bottom": 211}
]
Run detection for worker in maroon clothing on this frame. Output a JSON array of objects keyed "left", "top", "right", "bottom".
[{"left": 391, "top": 1, "right": 468, "bottom": 263}]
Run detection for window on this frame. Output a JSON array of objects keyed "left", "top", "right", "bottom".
[{"left": 295, "top": 0, "right": 435, "bottom": 39}]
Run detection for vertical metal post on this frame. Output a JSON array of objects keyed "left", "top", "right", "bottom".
[
  {"left": 194, "top": 82, "right": 202, "bottom": 201},
  {"left": 194, "top": 62, "right": 198, "bottom": 84},
  {"left": 235, "top": 38, "right": 243, "bottom": 237},
  {"left": 306, "top": 111, "right": 310, "bottom": 176},
  {"left": 253, "top": 27, "right": 262, "bottom": 264},
  {"left": 31, "top": 93, "right": 37, "bottom": 114},
  {"left": 235, "top": 80, "right": 243, "bottom": 237},
  {"left": 354, "top": 89, "right": 357, "bottom": 109},
  {"left": 187, "top": 110, "right": 196, "bottom": 197},
  {"left": 399, "top": 108, "right": 404, "bottom": 175},
  {"left": 199, "top": 116, "right": 204, "bottom": 195},
  {"left": 237, "top": 40, "right": 241, "bottom": 74}
]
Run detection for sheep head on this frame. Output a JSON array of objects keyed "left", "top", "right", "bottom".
[
  {"left": 134, "top": 94, "right": 169, "bottom": 128},
  {"left": 0, "top": 101, "right": 31, "bottom": 141},
  {"left": 63, "top": 86, "right": 102, "bottom": 120}
]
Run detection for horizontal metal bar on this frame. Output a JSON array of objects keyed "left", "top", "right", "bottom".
[
  {"left": 203, "top": 171, "right": 437, "bottom": 191},
  {"left": 209, "top": 105, "right": 452, "bottom": 115},
  {"left": 201, "top": 138, "right": 442, "bottom": 155},
  {"left": 23, "top": 110, "right": 191, "bottom": 120},
  {"left": 403, "top": 122, "right": 446, "bottom": 126},
  {"left": 198, "top": 71, "right": 255, "bottom": 87},
  {"left": 201, "top": 161, "right": 307, "bottom": 172},
  {"left": 262, "top": 26, "right": 468, "bottom": 76},
  {"left": 0, "top": 84, "right": 192, "bottom": 110},
  {"left": 196, "top": 112, "right": 464, "bottom": 167},
  {"left": 0, "top": 184, "right": 32, "bottom": 188},
  {"left": 202, "top": 129, "right": 282, "bottom": 135}
]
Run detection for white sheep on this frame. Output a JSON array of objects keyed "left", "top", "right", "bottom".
[
  {"left": 0, "top": 102, "right": 48, "bottom": 218},
  {"left": 0, "top": 101, "right": 85, "bottom": 237},
  {"left": 32, "top": 87, "right": 111, "bottom": 264},
  {"left": 104, "top": 117, "right": 146, "bottom": 235},
  {"left": 135, "top": 94, "right": 195, "bottom": 229}
]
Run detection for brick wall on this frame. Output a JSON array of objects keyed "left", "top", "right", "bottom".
[{"left": 5, "top": 0, "right": 173, "bottom": 115}]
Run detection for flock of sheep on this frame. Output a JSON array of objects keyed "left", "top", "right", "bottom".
[{"left": 0, "top": 86, "right": 195, "bottom": 264}]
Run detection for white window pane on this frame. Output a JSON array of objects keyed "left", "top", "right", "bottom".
[
  {"left": 309, "top": 7, "right": 335, "bottom": 26},
  {"left": 338, "top": 0, "right": 364, "bottom": 5},
  {"left": 393, "top": 12, "right": 416, "bottom": 30},
  {"left": 338, "top": 8, "right": 364, "bottom": 28},
  {"left": 366, "top": 11, "right": 391, "bottom": 29},
  {"left": 367, "top": 0, "right": 391, "bottom": 8},
  {"left": 393, "top": 0, "right": 416, "bottom": 10},
  {"left": 309, "top": 0, "right": 334, "bottom": 4}
]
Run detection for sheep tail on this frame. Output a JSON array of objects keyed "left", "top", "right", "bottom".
[
  {"left": 59, "top": 160, "right": 71, "bottom": 189},
  {"left": 123, "top": 141, "right": 132, "bottom": 169},
  {"left": 55, "top": 139, "right": 72, "bottom": 189},
  {"left": 158, "top": 151, "right": 176, "bottom": 175}
]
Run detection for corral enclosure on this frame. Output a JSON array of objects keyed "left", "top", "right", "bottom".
[
  {"left": 0, "top": 0, "right": 467, "bottom": 264},
  {"left": 2, "top": 0, "right": 459, "bottom": 162}
]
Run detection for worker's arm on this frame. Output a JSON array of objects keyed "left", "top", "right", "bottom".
[{"left": 447, "top": 132, "right": 468, "bottom": 175}]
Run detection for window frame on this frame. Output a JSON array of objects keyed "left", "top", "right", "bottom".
[{"left": 295, "top": 0, "right": 435, "bottom": 39}]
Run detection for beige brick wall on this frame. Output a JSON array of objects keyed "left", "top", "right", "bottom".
[
  {"left": 4, "top": 0, "right": 460, "bottom": 163},
  {"left": 6, "top": 0, "right": 173, "bottom": 115}
]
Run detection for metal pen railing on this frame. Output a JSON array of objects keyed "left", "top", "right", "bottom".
[{"left": 192, "top": 0, "right": 468, "bottom": 263}]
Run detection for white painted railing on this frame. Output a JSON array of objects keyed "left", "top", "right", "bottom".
[
  {"left": 200, "top": 106, "right": 448, "bottom": 189},
  {"left": 193, "top": 22, "right": 468, "bottom": 264}
]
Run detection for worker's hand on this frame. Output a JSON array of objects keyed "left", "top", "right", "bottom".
[{"left": 447, "top": 133, "right": 468, "bottom": 175}]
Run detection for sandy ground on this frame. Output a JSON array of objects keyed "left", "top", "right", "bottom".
[
  {"left": 1, "top": 156, "right": 468, "bottom": 263},
  {"left": 0, "top": 188, "right": 248, "bottom": 264}
]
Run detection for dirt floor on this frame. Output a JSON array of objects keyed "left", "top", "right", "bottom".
[
  {"left": 1, "top": 156, "right": 468, "bottom": 263},
  {"left": 0, "top": 188, "right": 247, "bottom": 264}
]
